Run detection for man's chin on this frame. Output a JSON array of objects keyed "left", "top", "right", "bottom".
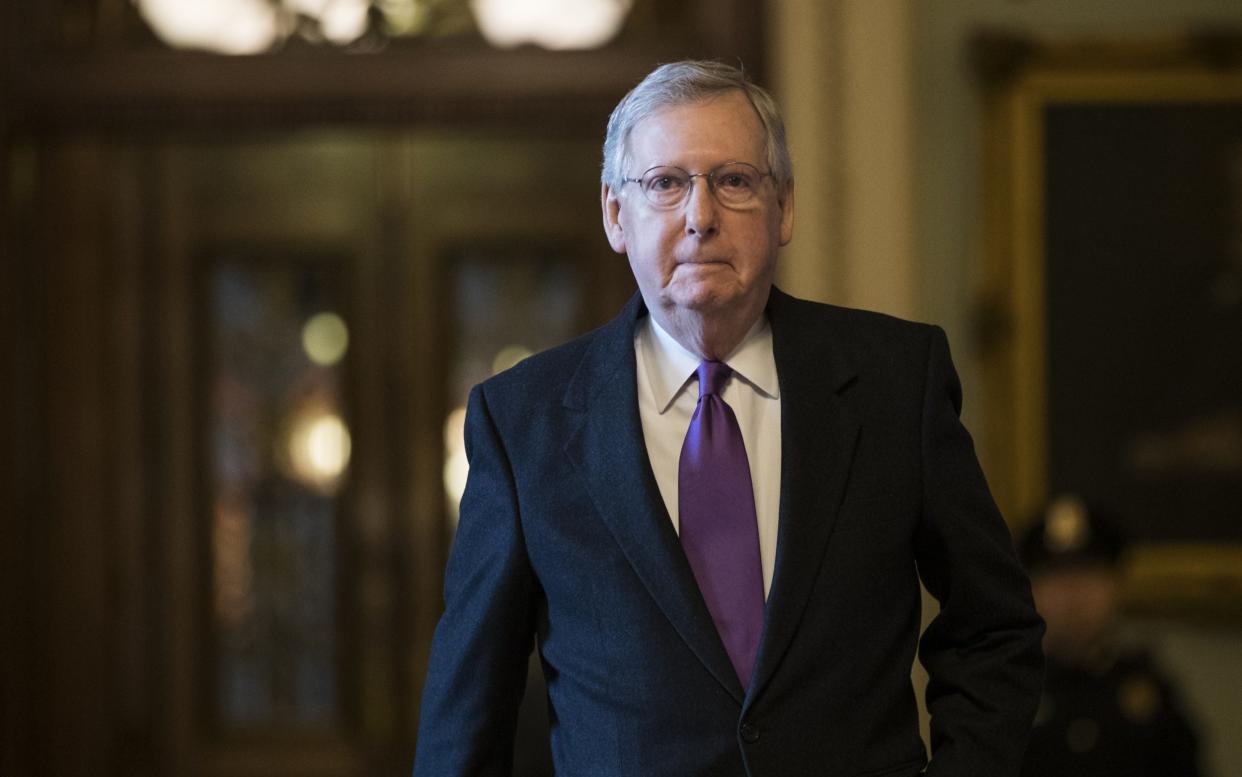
[{"left": 664, "top": 280, "right": 746, "bottom": 313}]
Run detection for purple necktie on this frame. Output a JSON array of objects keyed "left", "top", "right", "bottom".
[{"left": 678, "top": 360, "right": 765, "bottom": 689}]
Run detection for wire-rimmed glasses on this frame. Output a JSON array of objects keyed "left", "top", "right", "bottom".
[{"left": 622, "top": 162, "right": 772, "bottom": 209}]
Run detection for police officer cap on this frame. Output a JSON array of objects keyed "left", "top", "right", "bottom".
[{"left": 1018, "top": 493, "right": 1127, "bottom": 572}]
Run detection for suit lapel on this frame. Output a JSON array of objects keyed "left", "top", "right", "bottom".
[
  {"left": 747, "top": 289, "right": 861, "bottom": 703},
  {"left": 562, "top": 295, "right": 745, "bottom": 704}
]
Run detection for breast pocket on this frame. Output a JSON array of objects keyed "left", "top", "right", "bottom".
[
  {"left": 832, "top": 492, "right": 900, "bottom": 535},
  {"left": 826, "top": 492, "right": 915, "bottom": 588}
]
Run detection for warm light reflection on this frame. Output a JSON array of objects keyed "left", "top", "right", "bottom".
[
  {"left": 443, "top": 405, "right": 468, "bottom": 526},
  {"left": 137, "top": 0, "right": 370, "bottom": 53},
  {"left": 302, "top": 311, "right": 349, "bottom": 367},
  {"left": 137, "top": 0, "right": 629, "bottom": 52},
  {"left": 470, "top": 0, "right": 632, "bottom": 50},
  {"left": 377, "top": 0, "right": 425, "bottom": 35},
  {"left": 320, "top": 0, "right": 370, "bottom": 43},
  {"left": 136, "top": 0, "right": 281, "bottom": 54},
  {"left": 288, "top": 0, "right": 370, "bottom": 43},
  {"left": 287, "top": 411, "right": 352, "bottom": 493},
  {"left": 213, "top": 498, "right": 254, "bottom": 628},
  {"left": 491, "top": 344, "right": 532, "bottom": 375}
]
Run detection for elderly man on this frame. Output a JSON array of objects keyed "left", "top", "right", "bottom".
[{"left": 413, "top": 60, "right": 1043, "bottom": 777}]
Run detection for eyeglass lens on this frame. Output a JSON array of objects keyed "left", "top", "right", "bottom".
[{"left": 638, "top": 163, "right": 765, "bottom": 208}]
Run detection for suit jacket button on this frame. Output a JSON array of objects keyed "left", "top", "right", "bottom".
[{"left": 739, "top": 722, "right": 760, "bottom": 743}]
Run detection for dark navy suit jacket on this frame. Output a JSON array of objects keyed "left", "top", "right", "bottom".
[{"left": 413, "top": 289, "right": 1044, "bottom": 777}]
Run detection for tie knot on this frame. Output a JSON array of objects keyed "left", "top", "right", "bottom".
[{"left": 696, "top": 360, "right": 732, "bottom": 398}]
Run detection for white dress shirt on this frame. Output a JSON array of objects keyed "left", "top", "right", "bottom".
[{"left": 634, "top": 314, "right": 782, "bottom": 597}]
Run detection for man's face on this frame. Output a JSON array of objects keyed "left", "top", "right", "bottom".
[
  {"left": 1031, "top": 566, "right": 1120, "bottom": 664},
  {"left": 601, "top": 91, "right": 793, "bottom": 325}
]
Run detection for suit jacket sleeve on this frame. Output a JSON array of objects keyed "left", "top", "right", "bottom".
[
  {"left": 413, "top": 383, "right": 537, "bottom": 776},
  {"left": 915, "top": 327, "right": 1045, "bottom": 777}
]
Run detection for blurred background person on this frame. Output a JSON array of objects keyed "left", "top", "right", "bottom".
[{"left": 1019, "top": 494, "right": 1204, "bottom": 777}]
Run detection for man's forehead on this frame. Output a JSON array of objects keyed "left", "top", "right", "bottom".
[{"left": 625, "top": 92, "right": 765, "bottom": 161}]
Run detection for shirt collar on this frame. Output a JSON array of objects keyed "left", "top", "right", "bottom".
[{"left": 640, "top": 313, "right": 780, "bottom": 414}]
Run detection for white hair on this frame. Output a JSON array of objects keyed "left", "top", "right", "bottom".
[{"left": 601, "top": 60, "right": 793, "bottom": 193}]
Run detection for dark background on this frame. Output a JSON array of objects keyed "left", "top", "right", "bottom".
[{"left": 1045, "top": 103, "right": 1242, "bottom": 542}]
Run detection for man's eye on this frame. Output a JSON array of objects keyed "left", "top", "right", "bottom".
[
  {"left": 718, "top": 174, "right": 751, "bottom": 189},
  {"left": 650, "top": 176, "right": 681, "bottom": 191}
]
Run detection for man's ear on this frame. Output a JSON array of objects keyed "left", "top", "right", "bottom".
[
  {"left": 601, "top": 183, "right": 627, "bottom": 255},
  {"left": 778, "top": 179, "right": 795, "bottom": 247}
]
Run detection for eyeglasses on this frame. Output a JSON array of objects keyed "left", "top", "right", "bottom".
[{"left": 622, "top": 162, "right": 773, "bottom": 210}]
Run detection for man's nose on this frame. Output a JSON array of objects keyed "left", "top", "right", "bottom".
[{"left": 683, "top": 176, "right": 719, "bottom": 238}]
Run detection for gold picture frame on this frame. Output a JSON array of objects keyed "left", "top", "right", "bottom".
[{"left": 975, "top": 33, "right": 1242, "bottom": 623}]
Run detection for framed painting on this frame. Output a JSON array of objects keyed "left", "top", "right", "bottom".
[{"left": 975, "top": 34, "right": 1242, "bottom": 621}]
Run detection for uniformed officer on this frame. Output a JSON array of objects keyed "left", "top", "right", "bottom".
[{"left": 1018, "top": 494, "right": 1203, "bottom": 777}]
